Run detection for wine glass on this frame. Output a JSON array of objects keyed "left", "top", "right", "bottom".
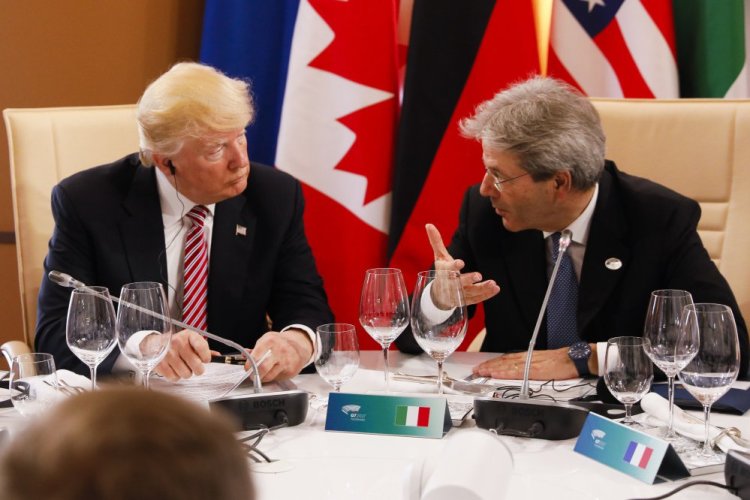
[
  {"left": 410, "top": 270, "right": 468, "bottom": 395},
  {"left": 642, "top": 289, "right": 697, "bottom": 440},
  {"left": 678, "top": 303, "right": 740, "bottom": 464},
  {"left": 9, "top": 353, "right": 59, "bottom": 417},
  {"left": 359, "top": 268, "right": 410, "bottom": 391},
  {"left": 603, "top": 336, "right": 654, "bottom": 426},
  {"left": 315, "top": 323, "right": 360, "bottom": 396},
  {"left": 66, "top": 286, "right": 117, "bottom": 390},
  {"left": 116, "top": 282, "right": 172, "bottom": 389}
]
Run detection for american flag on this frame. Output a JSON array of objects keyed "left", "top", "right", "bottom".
[{"left": 548, "top": 0, "right": 678, "bottom": 98}]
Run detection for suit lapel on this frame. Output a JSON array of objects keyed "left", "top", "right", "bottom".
[
  {"left": 578, "top": 165, "right": 630, "bottom": 333},
  {"left": 502, "top": 230, "right": 547, "bottom": 335},
  {"left": 208, "top": 194, "right": 256, "bottom": 333},
  {"left": 119, "top": 165, "right": 166, "bottom": 285}
]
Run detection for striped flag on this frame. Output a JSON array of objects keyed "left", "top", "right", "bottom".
[
  {"left": 673, "top": 0, "right": 750, "bottom": 97},
  {"left": 623, "top": 441, "right": 654, "bottom": 469},
  {"left": 395, "top": 405, "right": 430, "bottom": 428},
  {"left": 548, "top": 0, "right": 678, "bottom": 98},
  {"left": 388, "top": 0, "right": 540, "bottom": 349}
]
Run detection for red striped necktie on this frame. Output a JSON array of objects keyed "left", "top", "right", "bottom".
[{"left": 182, "top": 205, "right": 209, "bottom": 330}]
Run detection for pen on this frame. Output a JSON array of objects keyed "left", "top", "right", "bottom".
[{"left": 211, "top": 349, "right": 273, "bottom": 367}]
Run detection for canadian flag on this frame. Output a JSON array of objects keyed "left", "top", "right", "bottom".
[{"left": 201, "top": 0, "right": 401, "bottom": 349}]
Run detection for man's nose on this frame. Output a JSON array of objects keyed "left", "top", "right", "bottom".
[
  {"left": 227, "top": 141, "right": 249, "bottom": 168},
  {"left": 478, "top": 174, "right": 497, "bottom": 197}
]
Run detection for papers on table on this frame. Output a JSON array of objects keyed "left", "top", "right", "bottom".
[{"left": 150, "top": 363, "right": 251, "bottom": 401}]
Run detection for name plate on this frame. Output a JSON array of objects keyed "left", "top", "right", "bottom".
[
  {"left": 325, "top": 392, "right": 452, "bottom": 439},
  {"left": 574, "top": 412, "right": 689, "bottom": 484}
]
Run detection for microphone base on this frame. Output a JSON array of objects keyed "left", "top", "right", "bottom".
[
  {"left": 210, "top": 389, "right": 308, "bottom": 430},
  {"left": 473, "top": 397, "right": 589, "bottom": 440}
]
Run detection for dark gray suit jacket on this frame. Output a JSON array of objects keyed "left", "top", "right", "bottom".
[
  {"left": 396, "top": 161, "right": 749, "bottom": 376},
  {"left": 36, "top": 153, "right": 333, "bottom": 375}
]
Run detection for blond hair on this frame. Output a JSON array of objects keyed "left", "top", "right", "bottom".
[{"left": 137, "top": 61, "right": 254, "bottom": 166}]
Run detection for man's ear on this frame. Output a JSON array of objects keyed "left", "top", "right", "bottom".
[{"left": 152, "top": 154, "right": 171, "bottom": 176}]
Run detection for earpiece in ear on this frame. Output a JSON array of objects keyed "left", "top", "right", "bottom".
[{"left": 166, "top": 160, "right": 176, "bottom": 176}]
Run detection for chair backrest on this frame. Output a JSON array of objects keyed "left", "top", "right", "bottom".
[
  {"left": 3, "top": 105, "right": 139, "bottom": 346},
  {"left": 591, "top": 98, "right": 750, "bottom": 323}
]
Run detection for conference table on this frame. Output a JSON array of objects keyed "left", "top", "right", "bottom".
[
  {"left": 240, "top": 351, "right": 747, "bottom": 500},
  {"left": 0, "top": 351, "right": 746, "bottom": 499}
]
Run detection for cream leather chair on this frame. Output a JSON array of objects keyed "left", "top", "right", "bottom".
[
  {"left": 2, "top": 105, "right": 139, "bottom": 362},
  {"left": 468, "top": 98, "right": 750, "bottom": 352}
]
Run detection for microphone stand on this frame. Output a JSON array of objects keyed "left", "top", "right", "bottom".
[
  {"left": 49, "top": 270, "right": 262, "bottom": 393},
  {"left": 473, "top": 229, "right": 589, "bottom": 440},
  {"left": 520, "top": 229, "right": 572, "bottom": 399}
]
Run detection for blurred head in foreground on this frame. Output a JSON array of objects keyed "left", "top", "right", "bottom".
[{"left": 0, "top": 387, "right": 253, "bottom": 500}]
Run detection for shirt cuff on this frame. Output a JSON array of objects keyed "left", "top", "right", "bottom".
[
  {"left": 596, "top": 341, "right": 607, "bottom": 377},
  {"left": 420, "top": 282, "right": 456, "bottom": 324},
  {"left": 281, "top": 324, "right": 316, "bottom": 366}
]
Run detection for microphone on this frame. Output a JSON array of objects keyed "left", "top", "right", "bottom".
[
  {"left": 49, "top": 270, "right": 261, "bottom": 392},
  {"left": 50, "top": 270, "right": 310, "bottom": 428},
  {"left": 473, "top": 229, "right": 589, "bottom": 440}
]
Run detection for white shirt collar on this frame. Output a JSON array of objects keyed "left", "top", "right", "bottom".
[
  {"left": 154, "top": 167, "right": 215, "bottom": 224},
  {"left": 543, "top": 183, "right": 599, "bottom": 245}
]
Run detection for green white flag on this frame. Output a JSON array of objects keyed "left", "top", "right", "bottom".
[{"left": 673, "top": 0, "right": 750, "bottom": 97}]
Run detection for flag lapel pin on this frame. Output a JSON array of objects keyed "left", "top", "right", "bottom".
[{"left": 235, "top": 224, "right": 247, "bottom": 237}]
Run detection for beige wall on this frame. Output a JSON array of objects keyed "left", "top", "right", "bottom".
[{"left": 0, "top": 0, "right": 205, "bottom": 353}]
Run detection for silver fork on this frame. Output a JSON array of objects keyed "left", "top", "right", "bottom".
[
  {"left": 44, "top": 379, "right": 75, "bottom": 396},
  {"left": 59, "top": 379, "right": 86, "bottom": 394},
  {"left": 679, "top": 407, "right": 750, "bottom": 448}
]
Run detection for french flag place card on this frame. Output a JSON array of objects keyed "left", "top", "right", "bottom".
[
  {"left": 326, "top": 393, "right": 451, "bottom": 438},
  {"left": 574, "top": 412, "right": 689, "bottom": 483}
]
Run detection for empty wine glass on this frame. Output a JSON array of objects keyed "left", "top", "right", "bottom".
[
  {"left": 315, "top": 323, "right": 360, "bottom": 395},
  {"left": 678, "top": 303, "right": 740, "bottom": 464},
  {"left": 410, "top": 270, "right": 468, "bottom": 395},
  {"left": 10, "top": 353, "right": 59, "bottom": 417},
  {"left": 359, "top": 268, "right": 410, "bottom": 391},
  {"left": 604, "top": 336, "right": 654, "bottom": 426},
  {"left": 642, "top": 289, "right": 697, "bottom": 440},
  {"left": 66, "top": 287, "right": 117, "bottom": 391},
  {"left": 116, "top": 282, "right": 172, "bottom": 389}
]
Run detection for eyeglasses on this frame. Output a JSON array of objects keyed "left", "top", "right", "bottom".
[{"left": 484, "top": 168, "right": 530, "bottom": 190}]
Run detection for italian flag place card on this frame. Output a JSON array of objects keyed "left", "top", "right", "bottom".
[{"left": 326, "top": 393, "right": 451, "bottom": 438}]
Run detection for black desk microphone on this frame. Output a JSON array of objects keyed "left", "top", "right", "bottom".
[{"left": 473, "top": 230, "right": 589, "bottom": 440}]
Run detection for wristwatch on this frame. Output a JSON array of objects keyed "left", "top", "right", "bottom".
[{"left": 568, "top": 341, "right": 592, "bottom": 377}]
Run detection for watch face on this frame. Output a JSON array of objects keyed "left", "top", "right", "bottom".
[{"left": 569, "top": 341, "right": 591, "bottom": 360}]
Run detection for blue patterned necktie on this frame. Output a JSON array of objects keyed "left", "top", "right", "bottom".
[{"left": 546, "top": 232, "right": 580, "bottom": 349}]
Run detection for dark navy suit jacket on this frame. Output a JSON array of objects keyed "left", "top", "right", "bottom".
[
  {"left": 36, "top": 153, "right": 333, "bottom": 375},
  {"left": 396, "top": 161, "right": 749, "bottom": 376}
]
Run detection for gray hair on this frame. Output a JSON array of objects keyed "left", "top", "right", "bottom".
[
  {"left": 460, "top": 76, "right": 605, "bottom": 190},
  {"left": 137, "top": 62, "right": 254, "bottom": 166}
]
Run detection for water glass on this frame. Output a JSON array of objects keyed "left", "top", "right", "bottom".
[
  {"left": 116, "top": 282, "right": 172, "bottom": 389},
  {"left": 66, "top": 286, "right": 117, "bottom": 390},
  {"left": 678, "top": 303, "right": 740, "bottom": 464},
  {"left": 642, "top": 289, "right": 697, "bottom": 439},
  {"left": 315, "top": 323, "right": 360, "bottom": 393},
  {"left": 359, "top": 268, "right": 410, "bottom": 391},
  {"left": 10, "top": 353, "right": 59, "bottom": 417},
  {"left": 603, "top": 336, "right": 653, "bottom": 426},
  {"left": 410, "top": 270, "right": 468, "bottom": 395}
]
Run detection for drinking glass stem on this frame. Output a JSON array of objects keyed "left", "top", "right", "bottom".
[
  {"left": 702, "top": 404, "right": 713, "bottom": 456},
  {"left": 437, "top": 361, "right": 444, "bottom": 395},
  {"left": 142, "top": 369, "right": 151, "bottom": 390},
  {"left": 382, "top": 345, "right": 390, "bottom": 392},
  {"left": 666, "top": 375, "right": 677, "bottom": 438},
  {"left": 89, "top": 365, "right": 97, "bottom": 391},
  {"left": 623, "top": 403, "right": 633, "bottom": 424}
]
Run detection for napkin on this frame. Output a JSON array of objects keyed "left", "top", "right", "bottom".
[
  {"left": 56, "top": 370, "right": 91, "bottom": 391},
  {"left": 421, "top": 428, "right": 513, "bottom": 500},
  {"left": 650, "top": 384, "right": 750, "bottom": 415},
  {"left": 640, "top": 393, "right": 750, "bottom": 454}
]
